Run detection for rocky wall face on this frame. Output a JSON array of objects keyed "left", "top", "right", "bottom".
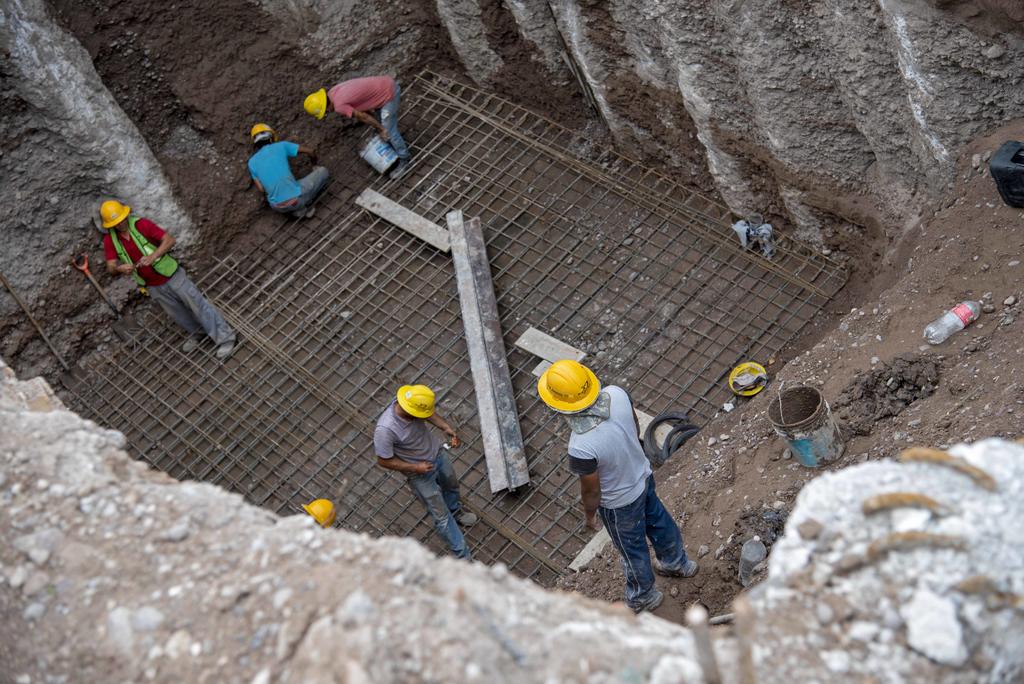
[{"left": 528, "top": 0, "right": 1024, "bottom": 239}]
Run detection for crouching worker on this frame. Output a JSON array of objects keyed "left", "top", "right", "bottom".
[
  {"left": 247, "top": 123, "right": 329, "bottom": 219},
  {"left": 373, "top": 384, "right": 478, "bottom": 559},
  {"left": 98, "top": 199, "right": 237, "bottom": 360},
  {"left": 538, "top": 360, "right": 697, "bottom": 612}
]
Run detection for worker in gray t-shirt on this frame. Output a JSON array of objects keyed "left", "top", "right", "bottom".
[
  {"left": 538, "top": 360, "right": 697, "bottom": 613},
  {"left": 373, "top": 383, "right": 477, "bottom": 559}
]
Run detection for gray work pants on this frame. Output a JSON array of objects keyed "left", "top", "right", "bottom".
[
  {"left": 148, "top": 268, "right": 236, "bottom": 345},
  {"left": 278, "top": 166, "right": 330, "bottom": 217}
]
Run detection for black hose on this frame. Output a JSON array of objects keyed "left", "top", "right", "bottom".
[{"left": 642, "top": 411, "right": 700, "bottom": 468}]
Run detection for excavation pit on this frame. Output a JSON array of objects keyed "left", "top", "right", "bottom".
[{"left": 58, "top": 73, "right": 846, "bottom": 584}]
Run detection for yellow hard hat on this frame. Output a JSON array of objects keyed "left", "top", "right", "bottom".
[
  {"left": 99, "top": 200, "right": 130, "bottom": 229},
  {"left": 396, "top": 384, "right": 435, "bottom": 418},
  {"left": 250, "top": 123, "right": 277, "bottom": 143},
  {"left": 537, "top": 359, "right": 601, "bottom": 413},
  {"left": 728, "top": 361, "right": 768, "bottom": 397},
  {"left": 303, "top": 88, "right": 328, "bottom": 120},
  {"left": 303, "top": 498, "right": 336, "bottom": 527}
]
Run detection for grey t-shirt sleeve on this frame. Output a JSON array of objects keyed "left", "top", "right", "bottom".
[{"left": 373, "top": 426, "right": 395, "bottom": 459}]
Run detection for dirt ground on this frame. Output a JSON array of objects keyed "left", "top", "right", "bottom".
[{"left": 558, "top": 119, "right": 1024, "bottom": 624}]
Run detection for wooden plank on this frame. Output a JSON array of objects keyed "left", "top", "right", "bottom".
[
  {"left": 356, "top": 189, "right": 450, "bottom": 252},
  {"left": 515, "top": 326, "right": 585, "bottom": 364},
  {"left": 447, "top": 210, "right": 530, "bottom": 493}
]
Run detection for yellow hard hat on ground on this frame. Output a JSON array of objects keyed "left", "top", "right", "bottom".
[
  {"left": 728, "top": 361, "right": 768, "bottom": 396},
  {"left": 303, "top": 88, "right": 328, "bottom": 120},
  {"left": 303, "top": 499, "right": 336, "bottom": 527},
  {"left": 537, "top": 359, "right": 601, "bottom": 413},
  {"left": 250, "top": 123, "right": 276, "bottom": 143},
  {"left": 99, "top": 200, "right": 130, "bottom": 228},
  {"left": 397, "top": 384, "right": 435, "bottom": 418}
]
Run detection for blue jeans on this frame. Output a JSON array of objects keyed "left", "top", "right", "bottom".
[
  {"left": 378, "top": 82, "right": 410, "bottom": 160},
  {"left": 599, "top": 475, "right": 688, "bottom": 610},
  {"left": 406, "top": 450, "right": 470, "bottom": 559}
]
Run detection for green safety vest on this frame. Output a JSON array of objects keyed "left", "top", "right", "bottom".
[{"left": 110, "top": 216, "right": 178, "bottom": 286}]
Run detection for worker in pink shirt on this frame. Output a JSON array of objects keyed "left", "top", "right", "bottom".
[{"left": 304, "top": 75, "right": 411, "bottom": 180}]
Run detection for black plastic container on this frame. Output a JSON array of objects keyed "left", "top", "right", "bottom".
[{"left": 989, "top": 141, "right": 1024, "bottom": 208}]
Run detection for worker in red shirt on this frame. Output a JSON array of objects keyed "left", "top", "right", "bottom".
[
  {"left": 303, "top": 75, "right": 411, "bottom": 180},
  {"left": 98, "top": 199, "right": 238, "bottom": 360}
]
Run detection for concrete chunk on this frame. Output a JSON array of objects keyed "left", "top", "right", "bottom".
[
  {"left": 356, "top": 189, "right": 450, "bottom": 252},
  {"left": 447, "top": 210, "right": 529, "bottom": 493}
]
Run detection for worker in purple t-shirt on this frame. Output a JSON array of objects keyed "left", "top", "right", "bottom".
[
  {"left": 303, "top": 75, "right": 412, "bottom": 180},
  {"left": 373, "top": 384, "right": 477, "bottom": 560}
]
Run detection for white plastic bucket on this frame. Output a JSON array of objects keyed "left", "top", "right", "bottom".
[{"left": 359, "top": 135, "right": 399, "bottom": 174}]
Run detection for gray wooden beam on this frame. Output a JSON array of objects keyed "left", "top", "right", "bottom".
[
  {"left": 447, "top": 210, "right": 529, "bottom": 493},
  {"left": 356, "top": 189, "right": 450, "bottom": 252}
]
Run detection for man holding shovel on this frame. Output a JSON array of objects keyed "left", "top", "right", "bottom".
[{"left": 98, "top": 199, "right": 237, "bottom": 360}]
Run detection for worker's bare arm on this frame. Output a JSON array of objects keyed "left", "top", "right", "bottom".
[
  {"left": 353, "top": 110, "right": 387, "bottom": 139},
  {"left": 377, "top": 456, "right": 432, "bottom": 474},
  {"left": 579, "top": 472, "right": 602, "bottom": 530},
  {"left": 297, "top": 145, "right": 318, "bottom": 164},
  {"left": 137, "top": 233, "right": 175, "bottom": 267},
  {"left": 427, "top": 412, "right": 459, "bottom": 446},
  {"left": 107, "top": 259, "right": 132, "bottom": 276}
]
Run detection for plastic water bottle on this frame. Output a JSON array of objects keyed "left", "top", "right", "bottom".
[{"left": 923, "top": 301, "right": 981, "bottom": 344}]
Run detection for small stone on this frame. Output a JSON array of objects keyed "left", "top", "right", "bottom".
[
  {"left": 816, "top": 602, "right": 835, "bottom": 624},
  {"left": 132, "top": 606, "right": 165, "bottom": 632},
  {"left": 822, "top": 650, "right": 851, "bottom": 673},
  {"left": 835, "top": 554, "right": 864, "bottom": 573},
  {"left": 107, "top": 607, "right": 136, "bottom": 656},
  {"left": 697, "top": 544, "right": 710, "bottom": 558},
  {"left": 902, "top": 589, "right": 967, "bottom": 665},
  {"left": 983, "top": 304, "right": 996, "bottom": 314},
  {"left": 622, "top": 237, "right": 634, "bottom": 246},
  {"left": 707, "top": 437, "right": 718, "bottom": 447},
  {"left": 822, "top": 248, "right": 832, "bottom": 256},
  {"left": 908, "top": 419, "right": 922, "bottom": 428},
  {"left": 8, "top": 565, "right": 28, "bottom": 589},
  {"left": 719, "top": 434, "right": 730, "bottom": 441},
  {"left": 870, "top": 356, "right": 879, "bottom": 365},
  {"left": 971, "top": 153, "right": 981, "bottom": 169},
  {"left": 272, "top": 588, "right": 293, "bottom": 610},
  {"left": 849, "top": 621, "right": 880, "bottom": 642},
  {"left": 797, "top": 519, "right": 823, "bottom": 540},
  {"left": 984, "top": 44, "right": 1006, "bottom": 59},
  {"left": 1004, "top": 295, "right": 1017, "bottom": 307},
  {"left": 1009, "top": 260, "right": 1021, "bottom": 267},
  {"left": 158, "top": 519, "right": 190, "bottom": 542},
  {"left": 23, "top": 602, "right": 45, "bottom": 621},
  {"left": 165, "top": 630, "right": 192, "bottom": 659},
  {"left": 714, "top": 544, "right": 727, "bottom": 560},
  {"left": 336, "top": 589, "right": 377, "bottom": 627},
  {"left": 782, "top": 448, "right": 792, "bottom": 460},
  {"left": 669, "top": 586, "right": 679, "bottom": 598}
]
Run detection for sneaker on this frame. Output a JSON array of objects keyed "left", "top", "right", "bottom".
[
  {"left": 631, "top": 589, "right": 664, "bottom": 613},
  {"left": 215, "top": 340, "right": 237, "bottom": 361},
  {"left": 389, "top": 159, "right": 411, "bottom": 180},
  {"left": 654, "top": 558, "right": 699, "bottom": 578},
  {"left": 455, "top": 511, "right": 478, "bottom": 527},
  {"left": 182, "top": 335, "right": 203, "bottom": 353}
]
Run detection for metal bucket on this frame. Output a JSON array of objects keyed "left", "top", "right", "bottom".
[
  {"left": 767, "top": 386, "right": 844, "bottom": 467},
  {"left": 358, "top": 135, "right": 398, "bottom": 174}
]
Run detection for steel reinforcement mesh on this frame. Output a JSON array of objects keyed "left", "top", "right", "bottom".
[{"left": 60, "top": 72, "right": 846, "bottom": 583}]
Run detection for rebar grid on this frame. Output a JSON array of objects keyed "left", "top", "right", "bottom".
[{"left": 59, "top": 72, "right": 846, "bottom": 583}]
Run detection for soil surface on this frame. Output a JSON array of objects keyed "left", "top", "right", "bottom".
[{"left": 558, "top": 119, "right": 1024, "bottom": 624}]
